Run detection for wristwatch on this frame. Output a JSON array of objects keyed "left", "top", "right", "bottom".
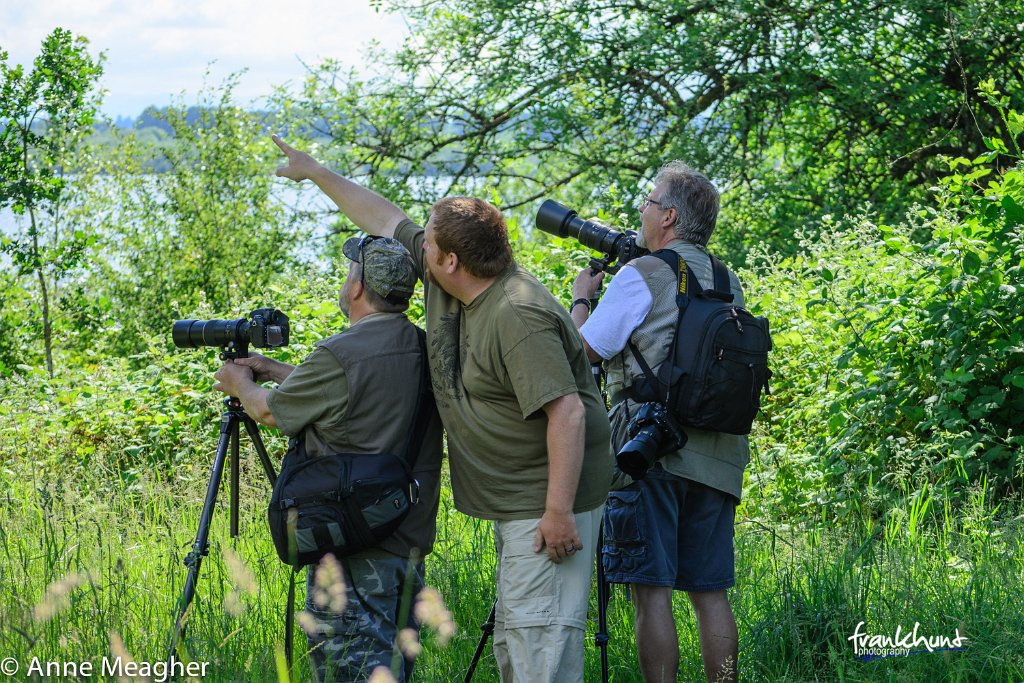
[{"left": 570, "top": 298, "right": 591, "bottom": 314}]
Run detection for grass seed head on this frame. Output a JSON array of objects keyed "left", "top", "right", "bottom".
[{"left": 33, "top": 571, "right": 92, "bottom": 623}]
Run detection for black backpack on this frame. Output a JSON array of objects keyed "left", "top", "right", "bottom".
[
  {"left": 624, "top": 249, "right": 772, "bottom": 435},
  {"left": 266, "top": 330, "right": 433, "bottom": 568}
]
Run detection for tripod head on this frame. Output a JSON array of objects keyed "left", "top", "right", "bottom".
[
  {"left": 219, "top": 344, "right": 249, "bottom": 361},
  {"left": 222, "top": 395, "right": 244, "bottom": 409},
  {"left": 589, "top": 253, "right": 623, "bottom": 276}
]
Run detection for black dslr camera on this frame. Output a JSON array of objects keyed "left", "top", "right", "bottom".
[
  {"left": 535, "top": 200, "right": 648, "bottom": 274},
  {"left": 172, "top": 308, "right": 290, "bottom": 359},
  {"left": 616, "top": 402, "right": 687, "bottom": 480}
]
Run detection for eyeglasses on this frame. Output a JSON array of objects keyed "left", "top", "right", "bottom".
[{"left": 639, "top": 195, "right": 669, "bottom": 212}]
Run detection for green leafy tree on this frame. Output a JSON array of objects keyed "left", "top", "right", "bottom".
[
  {"left": 95, "top": 74, "right": 300, "bottom": 352},
  {"left": 746, "top": 83, "right": 1023, "bottom": 516},
  {"left": 274, "top": 0, "right": 1023, "bottom": 259},
  {"left": 0, "top": 28, "right": 104, "bottom": 376}
]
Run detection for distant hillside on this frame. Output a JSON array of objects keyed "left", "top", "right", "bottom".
[{"left": 87, "top": 105, "right": 279, "bottom": 172}]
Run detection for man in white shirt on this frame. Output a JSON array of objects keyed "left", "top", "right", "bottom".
[{"left": 569, "top": 162, "right": 748, "bottom": 683}]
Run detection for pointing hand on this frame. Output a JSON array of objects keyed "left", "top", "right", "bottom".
[{"left": 272, "top": 134, "right": 320, "bottom": 182}]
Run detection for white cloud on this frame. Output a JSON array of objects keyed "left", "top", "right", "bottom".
[{"left": 0, "top": 0, "right": 409, "bottom": 116}]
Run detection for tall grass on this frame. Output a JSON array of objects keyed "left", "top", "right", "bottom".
[{"left": 1, "top": 450, "right": 1022, "bottom": 682}]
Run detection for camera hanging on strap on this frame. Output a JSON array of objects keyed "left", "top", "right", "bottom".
[{"left": 615, "top": 249, "right": 773, "bottom": 479}]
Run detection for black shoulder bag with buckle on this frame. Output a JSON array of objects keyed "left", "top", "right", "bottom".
[
  {"left": 267, "top": 328, "right": 433, "bottom": 568},
  {"left": 271, "top": 328, "right": 433, "bottom": 668}
]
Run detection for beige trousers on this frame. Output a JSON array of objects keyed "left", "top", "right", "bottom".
[{"left": 491, "top": 506, "right": 603, "bottom": 683}]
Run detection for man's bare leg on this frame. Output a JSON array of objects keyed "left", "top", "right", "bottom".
[
  {"left": 688, "top": 590, "right": 738, "bottom": 683},
  {"left": 631, "top": 584, "right": 678, "bottom": 683}
]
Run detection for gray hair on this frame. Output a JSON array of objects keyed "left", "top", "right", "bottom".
[
  {"left": 350, "top": 262, "right": 409, "bottom": 314},
  {"left": 654, "top": 161, "right": 720, "bottom": 246}
]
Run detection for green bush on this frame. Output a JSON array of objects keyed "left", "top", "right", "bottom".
[
  {"left": 745, "top": 88, "right": 1024, "bottom": 519},
  {"left": 0, "top": 266, "right": 356, "bottom": 479}
]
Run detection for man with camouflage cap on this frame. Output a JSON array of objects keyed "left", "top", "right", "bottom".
[{"left": 213, "top": 236, "right": 443, "bottom": 683}]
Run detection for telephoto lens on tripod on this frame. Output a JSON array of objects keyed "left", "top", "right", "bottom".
[
  {"left": 535, "top": 199, "right": 648, "bottom": 268},
  {"left": 166, "top": 307, "right": 287, "bottom": 665},
  {"left": 172, "top": 307, "right": 290, "bottom": 358}
]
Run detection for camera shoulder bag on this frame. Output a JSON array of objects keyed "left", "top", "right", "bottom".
[
  {"left": 625, "top": 249, "right": 772, "bottom": 435},
  {"left": 267, "top": 329, "right": 432, "bottom": 568}
]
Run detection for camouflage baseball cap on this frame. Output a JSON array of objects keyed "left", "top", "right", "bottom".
[{"left": 342, "top": 236, "right": 417, "bottom": 302}]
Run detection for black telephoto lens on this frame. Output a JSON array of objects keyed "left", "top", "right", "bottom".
[
  {"left": 171, "top": 318, "right": 249, "bottom": 349},
  {"left": 536, "top": 199, "right": 620, "bottom": 252},
  {"left": 170, "top": 320, "right": 196, "bottom": 348},
  {"left": 535, "top": 199, "right": 577, "bottom": 238},
  {"left": 535, "top": 199, "right": 646, "bottom": 266},
  {"left": 171, "top": 309, "right": 289, "bottom": 357}
]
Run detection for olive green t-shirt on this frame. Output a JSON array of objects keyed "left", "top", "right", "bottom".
[
  {"left": 266, "top": 312, "right": 443, "bottom": 557},
  {"left": 394, "top": 219, "right": 612, "bottom": 520}
]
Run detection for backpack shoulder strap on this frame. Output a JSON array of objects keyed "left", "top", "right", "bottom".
[
  {"left": 706, "top": 254, "right": 735, "bottom": 303},
  {"left": 627, "top": 340, "right": 665, "bottom": 401},
  {"left": 651, "top": 248, "right": 736, "bottom": 303},
  {"left": 648, "top": 248, "right": 700, "bottom": 307},
  {"left": 401, "top": 327, "right": 434, "bottom": 467},
  {"left": 625, "top": 248, "right": 695, "bottom": 404}
]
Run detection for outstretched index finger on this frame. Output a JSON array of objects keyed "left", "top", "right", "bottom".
[{"left": 271, "top": 134, "right": 292, "bottom": 154}]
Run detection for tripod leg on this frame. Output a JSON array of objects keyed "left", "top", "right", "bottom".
[
  {"left": 168, "top": 411, "right": 235, "bottom": 658},
  {"left": 230, "top": 416, "right": 241, "bottom": 538},
  {"left": 229, "top": 417, "right": 240, "bottom": 540},
  {"left": 241, "top": 413, "right": 277, "bottom": 485},
  {"left": 596, "top": 526, "right": 611, "bottom": 683},
  {"left": 464, "top": 602, "right": 497, "bottom": 683}
]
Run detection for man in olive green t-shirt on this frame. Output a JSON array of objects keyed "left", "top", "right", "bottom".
[
  {"left": 213, "top": 236, "right": 443, "bottom": 683},
  {"left": 272, "top": 134, "right": 612, "bottom": 683}
]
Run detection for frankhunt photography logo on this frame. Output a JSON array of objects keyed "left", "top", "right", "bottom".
[{"left": 848, "top": 621, "right": 969, "bottom": 660}]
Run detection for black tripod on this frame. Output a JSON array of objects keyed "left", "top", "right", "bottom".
[{"left": 167, "top": 394, "right": 278, "bottom": 660}]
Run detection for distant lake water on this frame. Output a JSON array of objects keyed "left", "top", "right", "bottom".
[
  {"left": 1, "top": 173, "right": 496, "bottom": 273},
  {"left": 1, "top": 178, "right": 345, "bottom": 268}
]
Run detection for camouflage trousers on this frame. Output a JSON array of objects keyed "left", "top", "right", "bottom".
[{"left": 304, "top": 552, "right": 424, "bottom": 683}]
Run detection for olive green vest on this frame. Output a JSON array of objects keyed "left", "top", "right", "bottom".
[{"left": 313, "top": 313, "right": 444, "bottom": 556}]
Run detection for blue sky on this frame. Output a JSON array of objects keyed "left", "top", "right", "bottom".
[{"left": 0, "top": 0, "right": 410, "bottom": 119}]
